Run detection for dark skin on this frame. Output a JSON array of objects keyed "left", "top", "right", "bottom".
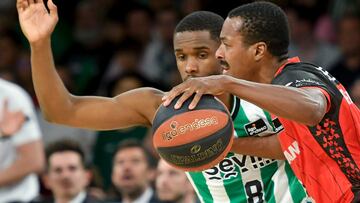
[
  {"left": 17, "top": 0, "right": 284, "bottom": 159},
  {"left": 163, "top": 17, "right": 328, "bottom": 127}
]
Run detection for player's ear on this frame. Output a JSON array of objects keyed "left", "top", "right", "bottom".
[{"left": 252, "top": 42, "right": 266, "bottom": 61}]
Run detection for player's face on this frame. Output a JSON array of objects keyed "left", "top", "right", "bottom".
[
  {"left": 216, "top": 17, "right": 259, "bottom": 81},
  {"left": 45, "top": 151, "right": 90, "bottom": 199},
  {"left": 112, "top": 147, "right": 151, "bottom": 194},
  {"left": 174, "top": 31, "right": 222, "bottom": 81},
  {"left": 156, "top": 160, "right": 193, "bottom": 201}
]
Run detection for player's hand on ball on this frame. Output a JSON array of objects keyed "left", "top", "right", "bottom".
[
  {"left": 17, "top": 0, "right": 58, "bottom": 44},
  {"left": 163, "top": 75, "right": 226, "bottom": 110}
]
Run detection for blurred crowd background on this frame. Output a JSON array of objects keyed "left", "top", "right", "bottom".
[{"left": 0, "top": 0, "right": 359, "bottom": 202}]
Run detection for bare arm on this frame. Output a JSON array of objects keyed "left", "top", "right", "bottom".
[
  {"left": 0, "top": 140, "right": 44, "bottom": 186},
  {"left": 18, "top": 0, "right": 163, "bottom": 130},
  {"left": 224, "top": 77, "right": 328, "bottom": 126},
  {"left": 163, "top": 75, "right": 328, "bottom": 126},
  {"left": 231, "top": 134, "right": 285, "bottom": 160}
]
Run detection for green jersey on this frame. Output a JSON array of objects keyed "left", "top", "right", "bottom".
[{"left": 186, "top": 96, "right": 312, "bottom": 203}]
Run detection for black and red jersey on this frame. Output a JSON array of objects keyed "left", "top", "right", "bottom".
[{"left": 272, "top": 57, "right": 360, "bottom": 203}]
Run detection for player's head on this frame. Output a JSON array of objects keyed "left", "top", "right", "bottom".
[
  {"left": 216, "top": 2, "right": 290, "bottom": 81},
  {"left": 43, "top": 139, "right": 91, "bottom": 200},
  {"left": 173, "top": 11, "right": 224, "bottom": 81},
  {"left": 156, "top": 159, "right": 195, "bottom": 202}
]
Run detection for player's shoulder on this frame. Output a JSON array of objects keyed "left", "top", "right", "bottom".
[{"left": 281, "top": 62, "right": 319, "bottom": 74}]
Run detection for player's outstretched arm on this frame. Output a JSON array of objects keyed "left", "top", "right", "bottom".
[
  {"left": 17, "top": 0, "right": 163, "bottom": 130},
  {"left": 163, "top": 75, "right": 327, "bottom": 126}
]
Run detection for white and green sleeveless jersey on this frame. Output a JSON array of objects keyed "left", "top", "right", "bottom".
[{"left": 186, "top": 96, "right": 312, "bottom": 203}]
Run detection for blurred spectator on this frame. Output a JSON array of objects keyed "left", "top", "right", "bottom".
[
  {"left": 0, "top": 30, "right": 22, "bottom": 83},
  {"left": 41, "top": 139, "right": 102, "bottom": 203},
  {"left": 110, "top": 139, "right": 161, "bottom": 203},
  {"left": 60, "top": 0, "right": 108, "bottom": 95},
  {"left": 330, "top": 12, "right": 360, "bottom": 89},
  {"left": 36, "top": 111, "right": 96, "bottom": 166},
  {"left": 315, "top": 15, "right": 337, "bottom": 44},
  {"left": 125, "top": 5, "right": 154, "bottom": 49},
  {"left": 350, "top": 78, "right": 360, "bottom": 108},
  {"left": 98, "top": 39, "right": 144, "bottom": 95},
  {"left": 140, "top": 7, "right": 181, "bottom": 90},
  {"left": 0, "top": 0, "right": 15, "bottom": 18},
  {"left": 156, "top": 159, "right": 197, "bottom": 203},
  {"left": 148, "top": 0, "right": 173, "bottom": 13},
  {"left": 287, "top": 4, "right": 340, "bottom": 69},
  {"left": 0, "top": 78, "right": 44, "bottom": 202},
  {"left": 179, "top": 0, "right": 202, "bottom": 17}
]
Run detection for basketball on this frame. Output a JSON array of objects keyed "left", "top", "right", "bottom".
[{"left": 152, "top": 95, "right": 234, "bottom": 171}]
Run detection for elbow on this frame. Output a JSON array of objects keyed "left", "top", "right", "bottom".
[
  {"left": 305, "top": 103, "right": 326, "bottom": 127},
  {"left": 41, "top": 106, "right": 73, "bottom": 125},
  {"left": 42, "top": 111, "right": 63, "bottom": 124},
  {"left": 306, "top": 116, "right": 323, "bottom": 127},
  {"left": 41, "top": 95, "right": 77, "bottom": 124},
  {"left": 42, "top": 111, "right": 54, "bottom": 123}
]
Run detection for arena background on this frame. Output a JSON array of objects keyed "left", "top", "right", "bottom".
[{"left": 0, "top": 0, "right": 359, "bottom": 201}]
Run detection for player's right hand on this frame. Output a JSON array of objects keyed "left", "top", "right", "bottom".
[{"left": 17, "top": 0, "right": 58, "bottom": 44}]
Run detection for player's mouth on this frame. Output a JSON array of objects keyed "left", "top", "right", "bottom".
[{"left": 220, "top": 60, "right": 230, "bottom": 74}]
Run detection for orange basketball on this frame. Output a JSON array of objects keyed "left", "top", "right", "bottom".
[{"left": 152, "top": 95, "right": 234, "bottom": 171}]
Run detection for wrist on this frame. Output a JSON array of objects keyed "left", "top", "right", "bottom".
[
  {"left": 221, "top": 75, "right": 236, "bottom": 92},
  {"left": 30, "top": 39, "right": 51, "bottom": 51}
]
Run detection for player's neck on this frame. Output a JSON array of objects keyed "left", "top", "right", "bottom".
[{"left": 257, "top": 57, "right": 287, "bottom": 84}]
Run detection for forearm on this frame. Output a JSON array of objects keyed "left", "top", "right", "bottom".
[
  {"left": 0, "top": 144, "right": 44, "bottom": 186},
  {"left": 231, "top": 135, "right": 285, "bottom": 160},
  {"left": 224, "top": 76, "right": 325, "bottom": 126},
  {"left": 30, "top": 40, "right": 74, "bottom": 122}
]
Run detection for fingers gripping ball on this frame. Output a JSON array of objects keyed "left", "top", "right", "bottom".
[{"left": 152, "top": 95, "right": 234, "bottom": 171}]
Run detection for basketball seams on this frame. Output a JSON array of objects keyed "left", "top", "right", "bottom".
[
  {"left": 158, "top": 121, "right": 234, "bottom": 172},
  {"left": 152, "top": 95, "right": 234, "bottom": 171}
]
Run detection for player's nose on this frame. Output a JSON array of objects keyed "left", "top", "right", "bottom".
[
  {"left": 185, "top": 58, "right": 199, "bottom": 74},
  {"left": 216, "top": 44, "right": 225, "bottom": 60}
]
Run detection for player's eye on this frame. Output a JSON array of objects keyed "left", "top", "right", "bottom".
[
  {"left": 177, "top": 54, "right": 186, "bottom": 61},
  {"left": 198, "top": 52, "right": 208, "bottom": 59}
]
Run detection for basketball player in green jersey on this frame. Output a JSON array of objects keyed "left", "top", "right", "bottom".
[{"left": 17, "top": 0, "right": 311, "bottom": 202}]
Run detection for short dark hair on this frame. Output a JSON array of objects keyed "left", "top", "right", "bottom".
[
  {"left": 228, "top": 1, "right": 289, "bottom": 59},
  {"left": 45, "top": 139, "right": 86, "bottom": 169},
  {"left": 113, "top": 139, "right": 156, "bottom": 168},
  {"left": 175, "top": 11, "right": 224, "bottom": 42}
]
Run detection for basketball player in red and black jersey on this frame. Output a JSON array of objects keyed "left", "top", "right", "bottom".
[{"left": 163, "top": 2, "right": 360, "bottom": 203}]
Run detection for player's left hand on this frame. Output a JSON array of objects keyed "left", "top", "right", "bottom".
[{"left": 162, "top": 75, "right": 226, "bottom": 109}]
